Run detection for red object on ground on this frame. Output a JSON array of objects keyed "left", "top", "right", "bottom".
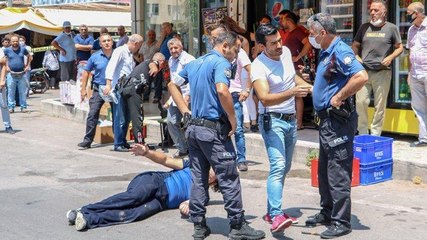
[{"left": 311, "top": 158, "right": 360, "bottom": 187}]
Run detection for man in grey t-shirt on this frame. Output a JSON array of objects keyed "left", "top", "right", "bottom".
[{"left": 352, "top": 0, "right": 403, "bottom": 136}]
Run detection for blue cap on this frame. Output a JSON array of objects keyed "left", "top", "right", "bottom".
[{"left": 63, "top": 21, "right": 71, "bottom": 27}]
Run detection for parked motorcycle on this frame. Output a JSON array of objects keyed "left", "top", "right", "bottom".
[{"left": 30, "top": 68, "right": 49, "bottom": 94}]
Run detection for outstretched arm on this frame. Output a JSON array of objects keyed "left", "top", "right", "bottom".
[{"left": 130, "top": 144, "right": 184, "bottom": 170}]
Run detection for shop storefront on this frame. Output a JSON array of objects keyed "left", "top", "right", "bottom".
[{"left": 135, "top": 0, "right": 426, "bottom": 135}]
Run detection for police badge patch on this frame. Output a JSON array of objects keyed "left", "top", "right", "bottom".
[
  {"left": 224, "top": 68, "right": 232, "bottom": 78},
  {"left": 343, "top": 56, "right": 353, "bottom": 65}
]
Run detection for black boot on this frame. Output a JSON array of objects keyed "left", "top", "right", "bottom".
[
  {"left": 229, "top": 221, "right": 265, "bottom": 240},
  {"left": 192, "top": 218, "right": 211, "bottom": 240}
]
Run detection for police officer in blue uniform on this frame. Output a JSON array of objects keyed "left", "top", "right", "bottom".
[
  {"left": 168, "top": 30, "right": 265, "bottom": 240},
  {"left": 304, "top": 13, "right": 368, "bottom": 239}
]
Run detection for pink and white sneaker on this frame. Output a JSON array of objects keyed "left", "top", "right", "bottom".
[
  {"left": 271, "top": 215, "right": 293, "bottom": 232},
  {"left": 263, "top": 213, "right": 298, "bottom": 224}
]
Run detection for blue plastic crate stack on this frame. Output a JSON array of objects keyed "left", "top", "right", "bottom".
[{"left": 354, "top": 135, "right": 393, "bottom": 185}]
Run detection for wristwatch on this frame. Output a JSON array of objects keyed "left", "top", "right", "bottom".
[{"left": 244, "top": 88, "right": 251, "bottom": 93}]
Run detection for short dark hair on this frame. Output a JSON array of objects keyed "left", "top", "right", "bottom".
[
  {"left": 279, "top": 9, "right": 299, "bottom": 23},
  {"left": 259, "top": 14, "right": 272, "bottom": 24},
  {"left": 255, "top": 24, "right": 278, "bottom": 45},
  {"left": 213, "top": 31, "right": 238, "bottom": 47}
]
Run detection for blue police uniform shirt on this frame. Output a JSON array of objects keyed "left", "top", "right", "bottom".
[
  {"left": 178, "top": 50, "right": 232, "bottom": 120},
  {"left": 312, "top": 37, "right": 365, "bottom": 111},
  {"left": 83, "top": 50, "right": 111, "bottom": 85},
  {"left": 74, "top": 34, "right": 94, "bottom": 61},
  {"left": 159, "top": 33, "right": 174, "bottom": 60},
  {"left": 164, "top": 167, "right": 191, "bottom": 208},
  {"left": 4, "top": 46, "right": 29, "bottom": 72}
]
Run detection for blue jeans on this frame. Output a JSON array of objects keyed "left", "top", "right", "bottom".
[
  {"left": 259, "top": 115, "right": 297, "bottom": 218},
  {"left": 81, "top": 171, "right": 169, "bottom": 229},
  {"left": 6, "top": 73, "right": 27, "bottom": 110},
  {"left": 0, "top": 87, "right": 11, "bottom": 128},
  {"left": 112, "top": 92, "right": 130, "bottom": 147},
  {"left": 167, "top": 105, "right": 188, "bottom": 152},
  {"left": 232, "top": 92, "right": 246, "bottom": 163}
]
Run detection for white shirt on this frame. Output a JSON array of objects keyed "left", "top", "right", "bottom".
[
  {"left": 170, "top": 50, "right": 195, "bottom": 96},
  {"left": 105, "top": 45, "right": 135, "bottom": 88},
  {"left": 230, "top": 48, "right": 251, "bottom": 93},
  {"left": 251, "top": 46, "right": 296, "bottom": 114}
]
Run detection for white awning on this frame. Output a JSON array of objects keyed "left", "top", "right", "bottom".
[{"left": 36, "top": 8, "right": 131, "bottom": 32}]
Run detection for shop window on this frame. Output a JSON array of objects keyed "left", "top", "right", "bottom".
[
  {"left": 152, "top": 3, "right": 159, "bottom": 16},
  {"left": 144, "top": 0, "right": 200, "bottom": 57}
]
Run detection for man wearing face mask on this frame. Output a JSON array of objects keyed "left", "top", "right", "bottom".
[
  {"left": 305, "top": 13, "right": 368, "bottom": 239},
  {"left": 52, "top": 21, "right": 77, "bottom": 82},
  {"left": 406, "top": 2, "right": 427, "bottom": 147},
  {"left": 352, "top": 0, "right": 403, "bottom": 136}
]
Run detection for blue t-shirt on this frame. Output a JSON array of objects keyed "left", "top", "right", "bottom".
[
  {"left": 178, "top": 50, "right": 232, "bottom": 120},
  {"left": 84, "top": 50, "right": 111, "bottom": 85},
  {"left": 165, "top": 167, "right": 192, "bottom": 208},
  {"left": 159, "top": 33, "right": 174, "bottom": 60},
  {"left": 74, "top": 34, "right": 94, "bottom": 61},
  {"left": 54, "top": 32, "right": 76, "bottom": 62},
  {"left": 4, "top": 46, "right": 29, "bottom": 72},
  {"left": 313, "top": 37, "right": 365, "bottom": 111}
]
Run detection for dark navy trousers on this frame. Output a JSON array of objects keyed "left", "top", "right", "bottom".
[
  {"left": 83, "top": 89, "right": 112, "bottom": 144},
  {"left": 318, "top": 111, "right": 357, "bottom": 228},
  {"left": 81, "top": 171, "right": 169, "bottom": 229},
  {"left": 186, "top": 124, "right": 244, "bottom": 226}
]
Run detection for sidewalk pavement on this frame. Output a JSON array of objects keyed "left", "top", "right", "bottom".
[{"left": 37, "top": 90, "right": 427, "bottom": 183}]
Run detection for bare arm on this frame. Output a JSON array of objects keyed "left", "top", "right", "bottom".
[
  {"left": 293, "top": 37, "right": 312, "bottom": 62},
  {"left": 0, "top": 62, "right": 6, "bottom": 88},
  {"left": 216, "top": 82, "right": 236, "bottom": 136},
  {"left": 80, "top": 70, "right": 90, "bottom": 102},
  {"left": 168, "top": 81, "right": 190, "bottom": 114},
  {"left": 382, "top": 43, "right": 403, "bottom": 67},
  {"left": 238, "top": 64, "right": 252, "bottom": 102},
  {"left": 24, "top": 54, "right": 32, "bottom": 71},
  {"left": 51, "top": 40, "right": 65, "bottom": 55},
  {"left": 330, "top": 70, "right": 368, "bottom": 108},
  {"left": 75, "top": 43, "right": 93, "bottom": 51},
  {"left": 252, "top": 78, "right": 309, "bottom": 107},
  {"left": 351, "top": 41, "right": 363, "bottom": 63},
  {"left": 130, "top": 144, "right": 184, "bottom": 170}
]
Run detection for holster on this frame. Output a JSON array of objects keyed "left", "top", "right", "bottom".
[
  {"left": 328, "top": 96, "right": 355, "bottom": 124},
  {"left": 217, "top": 115, "right": 231, "bottom": 141}
]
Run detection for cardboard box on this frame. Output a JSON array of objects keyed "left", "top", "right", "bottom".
[{"left": 94, "top": 125, "right": 114, "bottom": 144}]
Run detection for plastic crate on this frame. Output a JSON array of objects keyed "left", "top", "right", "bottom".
[
  {"left": 311, "top": 158, "right": 360, "bottom": 187},
  {"left": 360, "top": 158, "right": 393, "bottom": 185},
  {"left": 353, "top": 135, "right": 393, "bottom": 165}
]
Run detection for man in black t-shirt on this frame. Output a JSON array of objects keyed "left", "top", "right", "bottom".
[{"left": 352, "top": 0, "right": 403, "bottom": 136}]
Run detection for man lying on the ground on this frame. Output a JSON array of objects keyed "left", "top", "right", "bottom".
[{"left": 66, "top": 143, "right": 218, "bottom": 231}]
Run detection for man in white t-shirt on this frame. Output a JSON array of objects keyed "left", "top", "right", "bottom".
[
  {"left": 251, "top": 24, "right": 311, "bottom": 233},
  {"left": 229, "top": 44, "right": 252, "bottom": 171}
]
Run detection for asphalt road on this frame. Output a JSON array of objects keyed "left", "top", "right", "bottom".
[{"left": 0, "top": 93, "right": 426, "bottom": 240}]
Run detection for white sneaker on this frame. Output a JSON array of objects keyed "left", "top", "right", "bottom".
[
  {"left": 29, "top": 90, "right": 34, "bottom": 95},
  {"left": 66, "top": 209, "right": 77, "bottom": 225},
  {"left": 75, "top": 212, "right": 87, "bottom": 231}
]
